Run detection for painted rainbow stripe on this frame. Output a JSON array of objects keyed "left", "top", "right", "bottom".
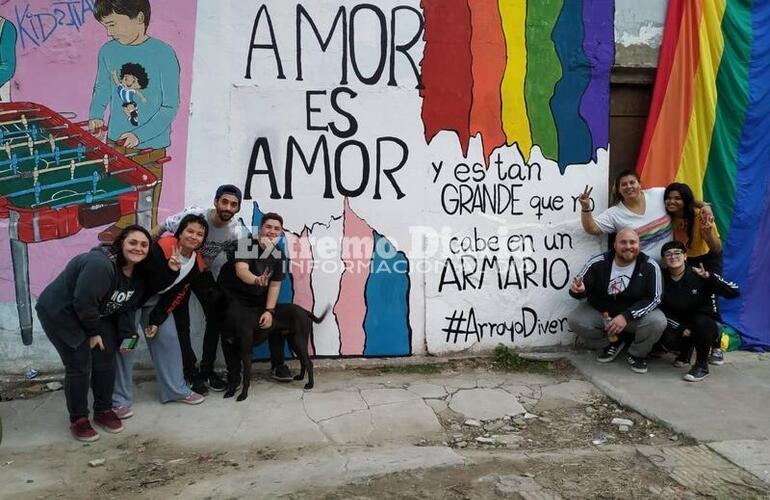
[
  {"left": 250, "top": 201, "right": 412, "bottom": 359},
  {"left": 636, "top": 0, "right": 770, "bottom": 349},
  {"left": 420, "top": 0, "right": 614, "bottom": 170}
]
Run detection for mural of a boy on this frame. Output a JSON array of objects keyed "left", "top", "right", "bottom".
[
  {"left": 88, "top": 0, "right": 180, "bottom": 242},
  {"left": 0, "top": 15, "right": 18, "bottom": 102}
]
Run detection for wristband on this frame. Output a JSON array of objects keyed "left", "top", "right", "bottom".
[
  {"left": 581, "top": 209, "right": 593, "bottom": 213},
  {"left": 265, "top": 308, "right": 275, "bottom": 314}
]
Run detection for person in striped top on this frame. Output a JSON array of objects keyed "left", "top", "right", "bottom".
[{"left": 578, "top": 170, "right": 714, "bottom": 263}]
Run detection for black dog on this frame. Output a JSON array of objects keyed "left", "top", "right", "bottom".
[{"left": 223, "top": 304, "right": 329, "bottom": 401}]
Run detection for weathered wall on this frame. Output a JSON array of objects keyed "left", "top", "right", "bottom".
[
  {"left": 614, "top": 0, "right": 667, "bottom": 67},
  {"left": 0, "top": 0, "right": 627, "bottom": 373}
]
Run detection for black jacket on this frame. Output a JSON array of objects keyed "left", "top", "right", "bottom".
[
  {"left": 143, "top": 236, "right": 218, "bottom": 327},
  {"left": 569, "top": 251, "right": 663, "bottom": 322},
  {"left": 661, "top": 268, "right": 739, "bottom": 322},
  {"left": 36, "top": 246, "right": 145, "bottom": 348}
]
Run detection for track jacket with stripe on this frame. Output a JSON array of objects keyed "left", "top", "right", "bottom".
[{"left": 569, "top": 251, "right": 663, "bottom": 323}]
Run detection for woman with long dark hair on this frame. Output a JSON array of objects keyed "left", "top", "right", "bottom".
[
  {"left": 578, "top": 170, "right": 714, "bottom": 262},
  {"left": 36, "top": 225, "right": 151, "bottom": 442},
  {"left": 664, "top": 182, "right": 722, "bottom": 273},
  {"left": 578, "top": 170, "right": 672, "bottom": 260},
  {"left": 112, "top": 214, "right": 210, "bottom": 417}
]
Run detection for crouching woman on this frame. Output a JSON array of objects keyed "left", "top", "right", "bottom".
[
  {"left": 112, "top": 214, "right": 212, "bottom": 416},
  {"left": 659, "top": 241, "right": 739, "bottom": 382},
  {"left": 36, "top": 226, "right": 150, "bottom": 442}
]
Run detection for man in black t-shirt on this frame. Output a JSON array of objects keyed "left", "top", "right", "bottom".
[{"left": 219, "top": 212, "right": 293, "bottom": 393}]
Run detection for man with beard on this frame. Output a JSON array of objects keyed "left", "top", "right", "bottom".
[
  {"left": 152, "top": 184, "right": 245, "bottom": 393},
  {"left": 567, "top": 228, "right": 666, "bottom": 373}
]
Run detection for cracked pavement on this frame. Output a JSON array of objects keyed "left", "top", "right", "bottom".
[{"left": 1, "top": 355, "right": 769, "bottom": 498}]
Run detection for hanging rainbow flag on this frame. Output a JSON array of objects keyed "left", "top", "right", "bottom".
[
  {"left": 636, "top": 0, "right": 770, "bottom": 350},
  {"left": 420, "top": 0, "right": 614, "bottom": 170}
]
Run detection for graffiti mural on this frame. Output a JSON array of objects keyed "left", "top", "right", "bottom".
[
  {"left": 1, "top": 0, "right": 615, "bottom": 367},
  {"left": 0, "top": 0, "right": 196, "bottom": 345},
  {"left": 188, "top": 0, "right": 613, "bottom": 357}
]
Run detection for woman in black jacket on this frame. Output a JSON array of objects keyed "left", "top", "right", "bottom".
[
  {"left": 36, "top": 225, "right": 151, "bottom": 442},
  {"left": 658, "top": 241, "right": 739, "bottom": 382}
]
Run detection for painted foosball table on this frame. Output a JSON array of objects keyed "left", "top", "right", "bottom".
[{"left": 0, "top": 102, "right": 158, "bottom": 345}]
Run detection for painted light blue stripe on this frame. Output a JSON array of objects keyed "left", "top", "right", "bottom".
[{"left": 363, "top": 232, "right": 411, "bottom": 356}]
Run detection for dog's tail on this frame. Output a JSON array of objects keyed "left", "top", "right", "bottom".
[{"left": 309, "top": 306, "right": 331, "bottom": 324}]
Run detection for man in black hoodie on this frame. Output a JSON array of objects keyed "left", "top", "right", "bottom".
[{"left": 567, "top": 228, "right": 666, "bottom": 373}]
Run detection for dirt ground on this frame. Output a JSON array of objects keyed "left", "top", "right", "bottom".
[
  {"left": 1, "top": 359, "right": 767, "bottom": 499},
  {"left": 292, "top": 456, "right": 694, "bottom": 500}
]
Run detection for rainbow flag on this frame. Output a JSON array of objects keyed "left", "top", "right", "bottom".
[
  {"left": 636, "top": 0, "right": 770, "bottom": 350},
  {"left": 420, "top": 0, "right": 614, "bottom": 170}
]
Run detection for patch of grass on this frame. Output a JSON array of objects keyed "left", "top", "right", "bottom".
[
  {"left": 493, "top": 344, "right": 555, "bottom": 374},
  {"left": 380, "top": 363, "right": 444, "bottom": 375}
]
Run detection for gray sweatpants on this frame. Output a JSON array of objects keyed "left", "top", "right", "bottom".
[
  {"left": 568, "top": 302, "right": 666, "bottom": 357},
  {"left": 113, "top": 296, "right": 192, "bottom": 407}
]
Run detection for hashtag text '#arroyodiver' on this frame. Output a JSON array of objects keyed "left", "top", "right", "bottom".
[{"left": 443, "top": 307, "right": 568, "bottom": 344}]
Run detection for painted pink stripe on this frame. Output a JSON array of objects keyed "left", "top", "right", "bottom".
[
  {"left": 334, "top": 200, "right": 373, "bottom": 355},
  {"left": 285, "top": 229, "right": 315, "bottom": 356}
]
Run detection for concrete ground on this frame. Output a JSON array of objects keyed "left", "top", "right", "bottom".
[
  {"left": 0, "top": 352, "right": 768, "bottom": 498},
  {"left": 570, "top": 349, "right": 770, "bottom": 486}
]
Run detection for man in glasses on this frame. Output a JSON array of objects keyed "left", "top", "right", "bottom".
[
  {"left": 567, "top": 228, "right": 667, "bottom": 374},
  {"left": 657, "top": 241, "right": 739, "bottom": 382}
]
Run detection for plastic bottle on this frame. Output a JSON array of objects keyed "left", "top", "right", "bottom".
[{"left": 603, "top": 312, "right": 617, "bottom": 342}]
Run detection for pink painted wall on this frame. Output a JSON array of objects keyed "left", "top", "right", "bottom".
[
  {"left": 335, "top": 200, "right": 373, "bottom": 355},
  {"left": 0, "top": 0, "right": 196, "bottom": 302}
]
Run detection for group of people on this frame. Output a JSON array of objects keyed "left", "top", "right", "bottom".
[
  {"left": 38, "top": 185, "right": 294, "bottom": 442},
  {"left": 568, "top": 170, "right": 739, "bottom": 382},
  {"left": 39, "top": 170, "right": 738, "bottom": 442}
]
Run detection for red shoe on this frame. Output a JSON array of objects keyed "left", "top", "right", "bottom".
[
  {"left": 94, "top": 410, "right": 124, "bottom": 433},
  {"left": 70, "top": 417, "right": 100, "bottom": 442},
  {"left": 113, "top": 406, "right": 133, "bottom": 419},
  {"left": 175, "top": 392, "right": 205, "bottom": 405}
]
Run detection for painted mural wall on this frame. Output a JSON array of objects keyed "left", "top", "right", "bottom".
[
  {"left": 0, "top": 0, "right": 196, "bottom": 368},
  {"left": 0, "top": 0, "right": 613, "bottom": 370}
]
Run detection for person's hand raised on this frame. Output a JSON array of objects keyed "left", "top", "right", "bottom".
[
  {"left": 692, "top": 262, "right": 710, "bottom": 279},
  {"left": 570, "top": 276, "right": 585, "bottom": 294},
  {"left": 578, "top": 185, "right": 593, "bottom": 211},
  {"left": 167, "top": 244, "right": 183, "bottom": 272}
]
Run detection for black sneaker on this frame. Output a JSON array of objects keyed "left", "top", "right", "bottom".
[
  {"left": 596, "top": 342, "right": 625, "bottom": 363},
  {"left": 271, "top": 364, "right": 293, "bottom": 382},
  {"left": 204, "top": 372, "right": 227, "bottom": 392},
  {"left": 708, "top": 348, "right": 725, "bottom": 366},
  {"left": 627, "top": 354, "right": 648, "bottom": 374},
  {"left": 683, "top": 364, "right": 709, "bottom": 382},
  {"left": 191, "top": 379, "right": 209, "bottom": 396},
  {"left": 672, "top": 352, "right": 691, "bottom": 368}
]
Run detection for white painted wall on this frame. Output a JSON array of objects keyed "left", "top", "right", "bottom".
[
  {"left": 1, "top": 0, "right": 657, "bottom": 373},
  {"left": 184, "top": 0, "right": 609, "bottom": 357}
]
